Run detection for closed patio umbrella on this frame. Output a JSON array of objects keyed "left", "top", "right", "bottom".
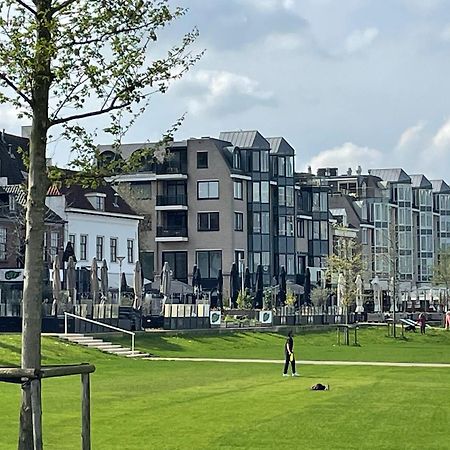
[
  {"left": 100, "top": 259, "right": 109, "bottom": 302},
  {"left": 254, "top": 264, "right": 263, "bottom": 309},
  {"left": 244, "top": 267, "right": 251, "bottom": 292},
  {"left": 66, "top": 256, "right": 76, "bottom": 303},
  {"left": 230, "top": 262, "right": 239, "bottom": 308},
  {"left": 304, "top": 268, "right": 311, "bottom": 305},
  {"left": 90, "top": 257, "right": 99, "bottom": 303},
  {"left": 160, "top": 261, "right": 172, "bottom": 298},
  {"left": 216, "top": 269, "right": 223, "bottom": 310},
  {"left": 62, "top": 241, "right": 77, "bottom": 263},
  {"left": 132, "top": 260, "right": 143, "bottom": 310},
  {"left": 52, "top": 255, "right": 61, "bottom": 316},
  {"left": 279, "top": 266, "right": 286, "bottom": 306}
]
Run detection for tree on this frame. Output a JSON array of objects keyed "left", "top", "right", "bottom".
[
  {"left": 0, "top": 1, "right": 200, "bottom": 447},
  {"left": 326, "top": 235, "right": 363, "bottom": 321},
  {"left": 433, "top": 248, "right": 450, "bottom": 311}
]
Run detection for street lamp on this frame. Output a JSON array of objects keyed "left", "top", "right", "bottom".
[{"left": 117, "top": 256, "right": 125, "bottom": 305}]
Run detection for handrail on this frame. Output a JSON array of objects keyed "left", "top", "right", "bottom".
[{"left": 64, "top": 312, "right": 135, "bottom": 354}]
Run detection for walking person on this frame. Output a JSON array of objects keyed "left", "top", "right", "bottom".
[
  {"left": 417, "top": 312, "right": 426, "bottom": 334},
  {"left": 283, "top": 331, "right": 299, "bottom": 377}
]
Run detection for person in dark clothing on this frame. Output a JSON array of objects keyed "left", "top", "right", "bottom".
[
  {"left": 283, "top": 331, "right": 299, "bottom": 377},
  {"left": 417, "top": 313, "right": 426, "bottom": 334}
]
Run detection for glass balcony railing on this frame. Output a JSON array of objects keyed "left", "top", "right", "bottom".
[
  {"left": 156, "top": 226, "right": 188, "bottom": 238},
  {"left": 156, "top": 194, "right": 188, "bottom": 206}
]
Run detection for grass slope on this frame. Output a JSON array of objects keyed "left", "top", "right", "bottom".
[{"left": 1, "top": 330, "right": 449, "bottom": 449}]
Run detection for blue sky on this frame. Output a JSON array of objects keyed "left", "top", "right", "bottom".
[{"left": 2, "top": 0, "right": 450, "bottom": 180}]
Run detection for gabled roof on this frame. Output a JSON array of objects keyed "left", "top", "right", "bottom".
[
  {"left": 368, "top": 168, "right": 411, "bottom": 183},
  {"left": 51, "top": 183, "right": 138, "bottom": 216},
  {"left": 3, "top": 184, "right": 65, "bottom": 223},
  {"left": 410, "top": 174, "right": 432, "bottom": 189},
  {"left": 430, "top": 179, "right": 450, "bottom": 194},
  {"left": 266, "top": 137, "right": 295, "bottom": 155},
  {"left": 219, "top": 130, "right": 270, "bottom": 149},
  {"left": 0, "top": 132, "right": 28, "bottom": 184}
]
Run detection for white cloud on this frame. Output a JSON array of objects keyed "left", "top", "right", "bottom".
[
  {"left": 440, "top": 24, "right": 450, "bottom": 41},
  {"left": 177, "top": 70, "right": 275, "bottom": 116},
  {"left": 396, "top": 120, "right": 426, "bottom": 149},
  {"left": 304, "top": 142, "right": 383, "bottom": 174},
  {"left": 264, "top": 32, "right": 305, "bottom": 51},
  {"left": 238, "top": 0, "right": 294, "bottom": 12},
  {"left": 432, "top": 117, "right": 450, "bottom": 149},
  {"left": 345, "top": 27, "right": 379, "bottom": 53},
  {"left": 0, "top": 105, "right": 21, "bottom": 131}
]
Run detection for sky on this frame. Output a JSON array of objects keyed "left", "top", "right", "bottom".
[{"left": 2, "top": 0, "right": 450, "bottom": 180}]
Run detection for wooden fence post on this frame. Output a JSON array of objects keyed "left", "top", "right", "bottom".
[
  {"left": 81, "top": 373, "right": 91, "bottom": 450},
  {"left": 30, "top": 379, "right": 43, "bottom": 450}
]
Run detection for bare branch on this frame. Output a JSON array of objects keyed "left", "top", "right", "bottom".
[
  {"left": 51, "top": 0, "right": 78, "bottom": 15},
  {"left": 0, "top": 73, "right": 32, "bottom": 106},
  {"left": 14, "top": 0, "right": 36, "bottom": 15}
]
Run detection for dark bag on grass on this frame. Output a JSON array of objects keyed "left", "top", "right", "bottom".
[{"left": 311, "top": 383, "right": 328, "bottom": 391}]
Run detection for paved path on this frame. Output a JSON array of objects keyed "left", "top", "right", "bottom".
[{"left": 144, "top": 357, "right": 450, "bottom": 368}]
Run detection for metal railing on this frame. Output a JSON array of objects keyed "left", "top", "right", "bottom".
[{"left": 64, "top": 312, "right": 135, "bottom": 353}]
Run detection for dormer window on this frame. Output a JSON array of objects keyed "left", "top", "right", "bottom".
[
  {"left": 233, "top": 149, "right": 241, "bottom": 169},
  {"left": 85, "top": 193, "right": 106, "bottom": 211}
]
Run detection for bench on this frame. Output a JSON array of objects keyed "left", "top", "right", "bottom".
[{"left": 400, "top": 318, "right": 417, "bottom": 332}]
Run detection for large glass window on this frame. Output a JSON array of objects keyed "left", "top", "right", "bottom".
[
  {"left": 253, "top": 182, "right": 260, "bottom": 202},
  {"left": 286, "top": 186, "right": 294, "bottom": 207},
  {"left": 198, "top": 212, "right": 220, "bottom": 231},
  {"left": 312, "top": 192, "right": 320, "bottom": 212},
  {"left": 286, "top": 216, "right": 295, "bottom": 236},
  {"left": 253, "top": 212, "right": 261, "bottom": 233},
  {"left": 278, "top": 216, "right": 286, "bottom": 236},
  {"left": 261, "top": 212, "right": 270, "bottom": 234},
  {"left": 278, "top": 187, "right": 285, "bottom": 206},
  {"left": 286, "top": 254, "right": 295, "bottom": 274},
  {"left": 320, "top": 192, "right": 328, "bottom": 212},
  {"left": 278, "top": 157, "right": 285, "bottom": 176},
  {"left": 162, "top": 251, "right": 187, "bottom": 282},
  {"left": 0, "top": 227, "right": 6, "bottom": 260},
  {"left": 233, "top": 180, "right": 243, "bottom": 200},
  {"left": 297, "top": 219, "right": 305, "bottom": 238},
  {"left": 197, "top": 181, "right": 219, "bottom": 199},
  {"left": 261, "top": 181, "right": 269, "bottom": 203},
  {"left": 233, "top": 150, "right": 241, "bottom": 169},
  {"left": 261, "top": 151, "right": 269, "bottom": 172},
  {"left": 49, "top": 232, "right": 58, "bottom": 257},
  {"left": 320, "top": 221, "right": 328, "bottom": 240},
  {"left": 252, "top": 151, "right": 260, "bottom": 171},
  {"left": 286, "top": 157, "right": 294, "bottom": 177},
  {"left": 197, "top": 250, "right": 222, "bottom": 279},
  {"left": 313, "top": 221, "right": 320, "bottom": 239},
  {"left": 130, "top": 182, "right": 151, "bottom": 199}
]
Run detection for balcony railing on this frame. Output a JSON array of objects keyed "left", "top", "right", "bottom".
[
  {"left": 156, "top": 194, "right": 188, "bottom": 206},
  {"left": 156, "top": 226, "right": 188, "bottom": 238},
  {"left": 154, "top": 162, "right": 187, "bottom": 175}
]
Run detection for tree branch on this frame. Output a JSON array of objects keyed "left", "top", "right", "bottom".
[
  {"left": 0, "top": 73, "right": 32, "bottom": 106},
  {"left": 14, "top": 0, "right": 36, "bottom": 15},
  {"left": 51, "top": 0, "right": 78, "bottom": 14}
]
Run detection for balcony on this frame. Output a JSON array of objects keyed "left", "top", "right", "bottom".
[
  {"left": 154, "top": 158, "right": 187, "bottom": 180},
  {"left": 156, "top": 194, "right": 188, "bottom": 210},
  {"left": 156, "top": 226, "right": 188, "bottom": 242}
]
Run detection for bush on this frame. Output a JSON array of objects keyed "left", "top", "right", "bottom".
[
  {"left": 237, "top": 289, "right": 253, "bottom": 309},
  {"left": 263, "top": 288, "right": 273, "bottom": 310}
]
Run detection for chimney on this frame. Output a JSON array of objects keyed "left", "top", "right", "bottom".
[{"left": 21, "top": 126, "right": 32, "bottom": 139}]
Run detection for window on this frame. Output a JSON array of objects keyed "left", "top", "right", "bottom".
[
  {"left": 197, "top": 250, "right": 222, "bottom": 279},
  {"left": 96, "top": 236, "right": 104, "bottom": 261},
  {"left": 198, "top": 181, "right": 219, "bottom": 199},
  {"left": 252, "top": 151, "right": 260, "bottom": 171},
  {"left": 278, "top": 187, "right": 285, "bottom": 206},
  {"left": 261, "top": 181, "right": 269, "bottom": 203},
  {"left": 320, "top": 221, "right": 328, "bottom": 240},
  {"left": 253, "top": 182, "right": 260, "bottom": 202},
  {"left": 96, "top": 196, "right": 105, "bottom": 211},
  {"left": 233, "top": 150, "right": 241, "bottom": 169},
  {"left": 163, "top": 252, "right": 187, "bottom": 282},
  {"left": 286, "top": 216, "right": 295, "bottom": 236},
  {"left": 361, "top": 228, "right": 368, "bottom": 245},
  {"left": 297, "top": 219, "right": 305, "bottom": 238},
  {"left": 197, "top": 152, "right": 208, "bottom": 169},
  {"left": 86, "top": 193, "right": 106, "bottom": 211},
  {"left": 198, "top": 212, "right": 220, "bottom": 231},
  {"left": 253, "top": 212, "right": 261, "bottom": 233},
  {"left": 286, "top": 186, "right": 294, "bottom": 207},
  {"left": 261, "top": 212, "right": 270, "bottom": 234},
  {"left": 127, "top": 239, "right": 134, "bottom": 263},
  {"left": 286, "top": 254, "right": 295, "bottom": 274},
  {"left": 233, "top": 180, "right": 243, "bottom": 200},
  {"left": 313, "top": 221, "right": 320, "bottom": 239},
  {"left": 286, "top": 157, "right": 294, "bottom": 177},
  {"left": 80, "top": 235, "right": 88, "bottom": 261},
  {"left": 110, "top": 238, "right": 117, "bottom": 262},
  {"left": 261, "top": 151, "right": 269, "bottom": 172},
  {"left": 320, "top": 192, "right": 328, "bottom": 212},
  {"left": 49, "top": 232, "right": 58, "bottom": 257},
  {"left": 234, "top": 212, "right": 243, "bottom": 231},
  {"left": 0, "top": 227, "right": 6, "bottom": 260},
  {"left": 130, "top": 182, "right": 151, "bottom": 199},
  {"left": 278, "top": 157, "right": 285, "bottom": 176},
  {"left": 312, "top": 192, "right": 320, "bottom": 211},
  {"left": 69, "top": 234, "right": 75, "bottom": 247},
  {"left": 279, "top": 216, "right": 286, "bottom": 236}
]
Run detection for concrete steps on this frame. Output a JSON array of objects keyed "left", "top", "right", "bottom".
[{"left": 57, "top": 333, "right": 149, "bottom": 359}]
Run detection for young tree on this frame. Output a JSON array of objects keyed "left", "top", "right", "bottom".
[
  {"left": 433, "top": 248, "right": 450, "bottom": 311},
  {"left": 326, "top": 235, "right": 363, "bottom": 321},
  {"left": 0, "top": 1, "right": 200, "bottom": 447}
]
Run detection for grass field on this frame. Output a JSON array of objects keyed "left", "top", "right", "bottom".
[{"left": 1, "top": 328, "right": 449, "bottom": 449}]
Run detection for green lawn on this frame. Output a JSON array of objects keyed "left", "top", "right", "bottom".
[
  {"left": 0, "top": 329, "right": 449, "bottom": 449},
  {"left": 111, "top": 326, "right": 450, "bottom": 363}
]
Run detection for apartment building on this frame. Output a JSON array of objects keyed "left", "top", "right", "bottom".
[{"left": 101, "top": 130, "right": 325, "bottom": 292}]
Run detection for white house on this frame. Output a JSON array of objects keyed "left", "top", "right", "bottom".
[{"left": 46, "top": 182, "right": 142, "bottom": 292}]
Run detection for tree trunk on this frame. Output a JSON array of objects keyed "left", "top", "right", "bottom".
[{"left": 18, "top": 1, "right": 52, "bottom": 447}]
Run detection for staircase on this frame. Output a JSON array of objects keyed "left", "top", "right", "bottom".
[{"left": 58, "top": 334, "right": 150, "bottom": 358}]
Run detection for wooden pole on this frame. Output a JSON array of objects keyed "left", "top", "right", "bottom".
[
  {"left": 30, "top": 379, "right": 43, "bottom": 450},
  {"left": 81, "top": 373, "right": 91, "bottom": 450}
]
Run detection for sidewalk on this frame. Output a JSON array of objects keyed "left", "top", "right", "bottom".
[{"left": 143, "top": 356, "right": 450, "bottom": 368}]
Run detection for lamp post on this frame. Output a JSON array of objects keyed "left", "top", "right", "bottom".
[{"left": 117, "top": 256, "right": 125, "bottom": 305}]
